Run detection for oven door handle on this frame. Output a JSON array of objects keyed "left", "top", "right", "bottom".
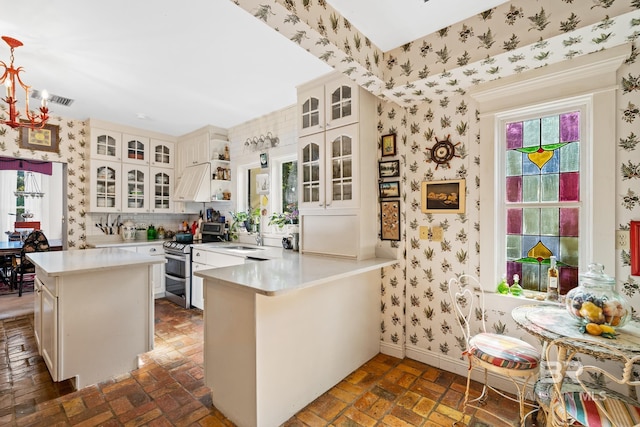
[{"left": 165, "top": 253, "right": 187, "bottom": 262}]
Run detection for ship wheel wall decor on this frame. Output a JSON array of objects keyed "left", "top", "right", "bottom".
[{"left": 425, "top": 134, "right": 461, "bottom": 169}]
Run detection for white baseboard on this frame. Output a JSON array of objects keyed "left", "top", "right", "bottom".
[
  {"left": 399, "top": 343, "right": 536, "bottom": 399},
  {"left": 379, "top": 341, "right": 405, "bottom": 359}
]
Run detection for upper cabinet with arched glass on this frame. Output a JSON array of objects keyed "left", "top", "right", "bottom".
[
  {"left": 122, "top": 134, "right": 149, "bottom": 165},
  {"left": 150, "top": 139, "right": 175, "bottom": 169},
  {"left": 298, "top": 73, "right": 360, "bottom": 137},
  {"left": 91, "top": 129, "right": 123, "bottom": 161}
]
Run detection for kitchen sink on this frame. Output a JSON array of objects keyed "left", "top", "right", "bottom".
[{"left": 225, "top": 246, "right": 264, "bottom": 252}]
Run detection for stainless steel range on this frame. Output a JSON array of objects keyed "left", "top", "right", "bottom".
[{"left": 163, "top": 241, "right": 192, "bottom": 308}]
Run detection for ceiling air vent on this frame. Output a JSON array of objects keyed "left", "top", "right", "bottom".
[{"left": 31, "top": 89, "right": 75, "bottom": 107}]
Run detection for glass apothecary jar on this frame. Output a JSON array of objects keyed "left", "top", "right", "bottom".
[{"left": 565, "top": 263, "right": 631, "bottom": 328}]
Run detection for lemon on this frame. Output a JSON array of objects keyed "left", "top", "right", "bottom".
[
  {"left": 600, "top": 325, "right": 616, "bottom": 335},
  {"left": 585, "top": 323, "right": 603, "bottom": 336}
]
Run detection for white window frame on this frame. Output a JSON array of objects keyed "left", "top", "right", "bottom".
[
  {"left": 471, "top": 44, "right": 627, "bottom": 292},
  {"left": 236, "top": 153, "right": 297, "bottom": 236}
]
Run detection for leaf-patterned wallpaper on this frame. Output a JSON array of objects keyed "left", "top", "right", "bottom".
[
  {"left": 0, "top": 118, "right": 89, "bottom": 250},
  {"left": 234, "top": 0, "right": 640, "bottom": 361}
]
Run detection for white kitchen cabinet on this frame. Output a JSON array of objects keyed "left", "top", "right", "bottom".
[
  {"left": 298, "top": 73, "right": 359, "bottom": 137},
  {"left": 115, "top": 243, "right": 165, "bottom": 297},
  {"left": 150, "top": 167, "right": 174, "bottom": 213},
  {"left": 114, "top": 165, "right": 174, "bottom": 214},
  {"left": 29, "top": 249, "right": 158, "bottom": 390},
  {"left": 89, "top": 160, "right": 122, "bottom": 213},
  {"left": 299, "top": 124, "right": 359, "bottom": 211},
  {"left": 33, "top": 276, "right": 44, "bottom": 352},
  {"left": 151, "top": 139, "right": 175, "bottom": 169},
  {"left": 297, "top": 72, "right": 377, "bottom": 260},
  {"left": 121, "top": 164, "right": 149, "bottom": 213},
  {"left": 40, "top": 281, "right": 57, "bottom": 380},
  {"left": 90, "top": 128, "right": 123, "bottom": 161},
  {"left": 190, "top": 247, "right": 245, "bottom": 309},
  {"left": 176, "top": 125, "right": 228, "bottom": 177},
  {"left": 88, "top": 120, "right": 176, "bottom": 213},
  {"left": 122, "top": 134, "right": 150, "bottom": 165}
]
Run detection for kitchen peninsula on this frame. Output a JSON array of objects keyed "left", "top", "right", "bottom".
[
  {"left": 194, "top": 247, "right": 396, "bottom": 427},
  {"left": 26, "top": 248, "right": 165, "bottom": 389}
]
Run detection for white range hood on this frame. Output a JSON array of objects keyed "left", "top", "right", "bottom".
[{"left": 173, "top": 163, "right": 212, "bottom": 203}]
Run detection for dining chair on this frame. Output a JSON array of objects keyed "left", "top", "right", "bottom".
[
  {"left": 542, "top": 337, "right": 640, "bottom": 427},
  {"left": 448, "top": 274, "right": 541, "bottom": 426},
  {"left": 11, "top": 230, "right": 50, "bottom": 297}
]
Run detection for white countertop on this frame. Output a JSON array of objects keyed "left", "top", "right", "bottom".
[
  {"left": 194, "top": 247, "right": 397, "bottom": 296},
  {"left": 27, "top": 248, "right": 165, "bottom": 277}
]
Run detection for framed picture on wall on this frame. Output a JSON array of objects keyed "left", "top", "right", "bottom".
[
  {"left": 381, "top": 133, "right": 396, "bottom": 157},
  {"left": 380, "top": 200, "right": 400, "bottom": 241},
  {"left": 379, "top": 160, "right": 400, "bottom": 178},
  {"left": 379, "top": 181, "right": 400, "bottom": 199},
  {"left": 19, "top": 123, "right": 60, "bottom": 154},
  {"left": 256, "top": 173, "right": 269, "bottom": 194},
  {"left": 421, "top": 179, "right": 466, "bottom": 214}
]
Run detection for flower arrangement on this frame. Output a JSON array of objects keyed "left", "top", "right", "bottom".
[{"left": 268, "top": 203, "right": 299, "bottom": 229}]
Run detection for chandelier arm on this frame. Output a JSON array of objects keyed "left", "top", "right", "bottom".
[{"left": 0, "top": 36, "right": 49, "bottom": 130}]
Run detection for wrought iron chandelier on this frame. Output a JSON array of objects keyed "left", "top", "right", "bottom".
[
  {"left": 14, "top": 171, "right": 44, "bottom": 198},
  {"left": 0, "top": 36, "right": 49, "bottom": 129}
]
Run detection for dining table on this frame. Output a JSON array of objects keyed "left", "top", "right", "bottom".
[
  {"left": 0, "top": 239, "right": 63, "bottom": 287},
  {"left": 512, "top": 303, "right": 640, "bottom": 362},
  {"left": 512, "top": 303, "right": 640, "bottom": 423}
]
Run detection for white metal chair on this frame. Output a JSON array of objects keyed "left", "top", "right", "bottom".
[
  {"left": 542, "top": 337, "right": 640, "bottom": 427},
  {"left": 448, "top": 274, "right": 540, "bottom": 426}
]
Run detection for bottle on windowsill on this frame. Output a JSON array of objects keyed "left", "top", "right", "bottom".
[
  {"left": 546, "top": 256, "right": 559, "bottom": 302},
  {"left": 496, "top": 274, "right": 509, "bottom": 295},
  {"left": 510, "top": 274, "right": 523, "bottom": 296}
]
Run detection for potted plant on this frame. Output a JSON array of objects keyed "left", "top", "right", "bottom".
[{"left": 268, "top": 204, "right": 299, "bottom": 230}]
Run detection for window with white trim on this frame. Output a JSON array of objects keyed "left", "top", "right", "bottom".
[
  {"left": 499, "top": 105, "right": 585, "bottom": 293},
  {"left": 473, "top": 46, "right": 626, "bottom": 293}
]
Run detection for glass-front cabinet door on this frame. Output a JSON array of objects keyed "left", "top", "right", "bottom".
[
  {"left": 150, "top": 139, "right": 175, "bottom": 169},
  {"left": 91, "top": 129, "right": 122, "bottom": 161},
  {"left": 90, "top": 161, "right": 122, "bottom": 212},
  {"left": 324, "top": 79, "right": 358, "bottom": 130},
  {"left": 299, "top": 134, "right": 324, "bottom": 209},
  {"left": 151, "top": 167, "right": 173, "bottom": 213},
  {"left": 325, "top": 124, "right": 358, "bottom": 209},
  {"left": 122, "top": 134, "right": 149, "bottom": 165},
  {"left": 122, "top": 165, "right": 148, "bottom": 212},
  {"left": 298, "top": 85, "right": 325, "bottom": 137}
]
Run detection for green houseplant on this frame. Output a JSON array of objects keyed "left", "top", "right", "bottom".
[{"left": 268, "top": 204, "right": 299, "bottom": 229}]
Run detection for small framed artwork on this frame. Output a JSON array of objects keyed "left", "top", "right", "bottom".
[
  {"left": 379, "top": 181, "right": 400, "bottom": 199},
  {"left": 260, "top": 152, "right": 268, "bottom": 169},
  {"left": 379, "top": 160, "right": 400, "bottom": 178},
  {"left": 256, "top": 173, "right": 269, "bottom": 194},
  {"left": 421, "top": 179, "right": 466, "bottom": 214},
  {"left": 380, "top": 200, "right": 400, "bottom": 241},
  {"left": 631, "top": 221, "right": 640, "bottom": 276},
  {"left": 381, "top": 133, "right": 396, "bottom": 157},
  {"left": 19, "top": 123, "right": 60, "bottom": 154}
]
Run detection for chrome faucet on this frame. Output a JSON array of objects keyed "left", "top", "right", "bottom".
[{"left": 255, "top": 234, "right": 263, "bottom": 246}]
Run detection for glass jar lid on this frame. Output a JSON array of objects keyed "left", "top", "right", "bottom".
[{"left": 579, "top": 262, "right": 615, "bottom": 287}]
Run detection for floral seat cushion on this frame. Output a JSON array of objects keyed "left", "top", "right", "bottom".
[
  {"left": 551, "top": 391, "right": 640, "bottom": 427},
  {"left": 468, "top": 332, "right": 540, "bottom": 370}
]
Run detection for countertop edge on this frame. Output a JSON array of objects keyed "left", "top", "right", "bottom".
[
  {"left": 27, "top": 248, "right": 165, "bottom": 277},
  {"left": 195, "top": 256, "right": 398, "bottom": 296}
]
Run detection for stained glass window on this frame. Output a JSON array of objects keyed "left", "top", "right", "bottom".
[{"left": 504, "top": 112, "right": 580, "bottom": 292}]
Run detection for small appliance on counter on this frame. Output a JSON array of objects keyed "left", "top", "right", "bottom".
[{"left": 201, "top": 222, "right": 225, "bottom": 242}]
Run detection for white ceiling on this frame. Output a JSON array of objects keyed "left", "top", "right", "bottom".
[
  {"left": 325, "top": 0, "right": 509, "bottom": 51},
  {"left": 0, "top": 0, "right": 502, "bottom": 137}
]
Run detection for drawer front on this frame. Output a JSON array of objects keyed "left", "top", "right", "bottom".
[
  {"left": 192, "top": 249, "right": 209, "bottom": 264},
  {"left": 138, "top": 244, "right": 165, "bottom": 256}
]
